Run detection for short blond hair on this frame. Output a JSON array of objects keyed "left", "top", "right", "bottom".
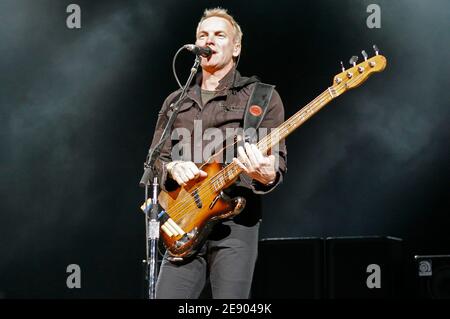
[{"left": 196, "top": 7, "right": 243, "bottom": 45}]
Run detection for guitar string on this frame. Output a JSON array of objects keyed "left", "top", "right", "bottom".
[
  {"left": 166, "top": 83, "right": 345, "bottom": 222},
  {"left": 164, "top": 70, "right": 370, "bottom": 222},
  {"left": 166, "top": 87, "right": 339, "bottom": 221},
  {"left": 166, "top": 75, "right": 358, "bottom": 222},
  {"left": 165, "top": 89, "right": 332, "bottom": 222}
]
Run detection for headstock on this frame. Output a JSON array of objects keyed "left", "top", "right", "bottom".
[{"left": 331, "top": 45, "right": 387, "bottom": 97}]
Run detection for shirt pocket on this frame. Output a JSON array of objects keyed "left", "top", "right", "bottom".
[
  {"left": 215, "top": 102, "right": 246, "bottom": 127},
  {"left": 222, "top": 103, "right": 246, "bottom": 113}
]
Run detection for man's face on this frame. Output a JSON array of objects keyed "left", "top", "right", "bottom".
[{"left": 195, "top": 17, "right": 241, "bottom": 73}]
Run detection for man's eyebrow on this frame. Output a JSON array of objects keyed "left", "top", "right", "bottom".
[
  {"left": 197, "top": 31, "right": 209, "bottom": 37},
  {"left": 197, "top": 30, "right": 227, "bottom": 36}
]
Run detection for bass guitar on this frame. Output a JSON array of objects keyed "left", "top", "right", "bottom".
[{"left": 141, "top": 47, "right": 387, "bottom": 260}]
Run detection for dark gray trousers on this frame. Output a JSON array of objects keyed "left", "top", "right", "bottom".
[{"left": 155, "top": 219, "right": 260, "bottom": 299}]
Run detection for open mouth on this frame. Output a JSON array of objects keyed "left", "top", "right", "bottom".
[{"left": 206, "top": 50, "right": 216, "bottom": 60}]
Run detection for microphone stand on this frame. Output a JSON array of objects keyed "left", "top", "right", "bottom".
[{"left": 139, "top": 53, "right": 202, "bottom": 299}]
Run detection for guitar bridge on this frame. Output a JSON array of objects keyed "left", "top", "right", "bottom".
[{"left": 175, "top": 227, "right": 198, "bottom": 248}]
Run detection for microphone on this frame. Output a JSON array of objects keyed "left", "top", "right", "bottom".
[{"left": 184, "top": 44, "right": 213, "bottom": 58}]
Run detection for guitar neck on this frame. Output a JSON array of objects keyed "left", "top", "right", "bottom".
[
  {"left": 257, "top": 86, "right": 339, "bottom": 153},
  {"left": 207, "top": 86, "right": 339, "bottom": 192}
]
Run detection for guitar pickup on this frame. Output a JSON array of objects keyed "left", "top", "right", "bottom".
[{"left": 192, "top": 189, "right": 202, "bottom": 208}]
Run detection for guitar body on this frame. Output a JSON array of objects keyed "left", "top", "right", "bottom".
[{"left": 157, "top": 162, "right": 246, "bottom": 260}]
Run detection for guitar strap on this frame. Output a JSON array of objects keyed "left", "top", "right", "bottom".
[{"left": 242, "top": 82, "right": 275, "bottom": 143}]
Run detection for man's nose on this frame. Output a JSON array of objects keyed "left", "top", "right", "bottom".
[{"left": 206, "top": 35, "right": 215, "bottom": 45}]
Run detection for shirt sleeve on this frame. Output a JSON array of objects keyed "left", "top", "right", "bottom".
[
  {"left": 251, "top": 88, "right": 288, "bottom": 194},
  {"left": 147, "top": 91, "right": 180, "bottom": 192}
]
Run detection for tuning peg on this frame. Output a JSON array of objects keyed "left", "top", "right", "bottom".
[
  {"left": 349, "top": 56, "right": 358, "bottom": 67},
  {"left": 361, "top": 50, "right": 368, "bottom": 61},
  {"left": 340, "top": 61, "right": 345, "bottom": 72},
  {"left": 373, "top": 44, "right": 379, "bottom": 55}
]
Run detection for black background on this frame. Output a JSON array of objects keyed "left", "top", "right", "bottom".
[{"left": 1, "top": 0, "right": 449, "bottom": 298}]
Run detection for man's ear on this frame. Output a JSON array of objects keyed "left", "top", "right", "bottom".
[{"left": 233, "top": 42, "right": 241, "bottom": 58}]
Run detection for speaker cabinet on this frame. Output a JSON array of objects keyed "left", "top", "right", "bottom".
[
  {"left": 415, "top": 255, "right": 450, "bottom": 299},
  {"left": 251, "top": 237, "right": 324, "bottom": 299},
  {"left": 326, "top": 236, "right": 403, "bottom": 298}
]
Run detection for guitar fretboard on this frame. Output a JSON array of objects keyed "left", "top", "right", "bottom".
[{"left": 209, "top": 86, "right": 338, "bottom": 192}]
